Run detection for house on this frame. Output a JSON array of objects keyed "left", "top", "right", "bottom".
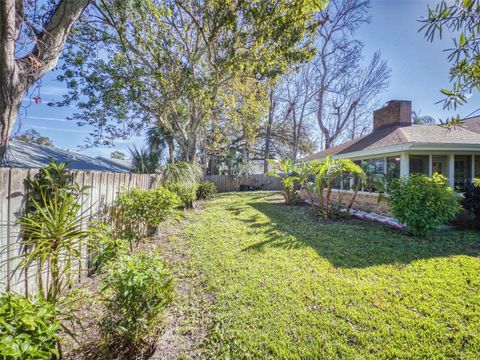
[
  {"left": 1, "top": 140, "right": 132, "bottom": 173},
  {"left": 301, "top": 100, "right": 480, "bottom": 214}
]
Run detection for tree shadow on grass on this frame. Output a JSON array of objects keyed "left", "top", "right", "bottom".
[{"left": 225, "top": 198, "right": 480, "bottom": 269}]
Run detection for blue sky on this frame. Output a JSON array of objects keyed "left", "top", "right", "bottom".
[{"left": 14, "top": 0, "right": 479, "bottom": 158}]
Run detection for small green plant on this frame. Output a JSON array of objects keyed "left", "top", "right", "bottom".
[
  {"left": 99, "top": 253, "right": 174, "bottom": 357},
  {"left": 267, "top": 159, "right": 302, "bottom": 205},
  {"left": 0, "top": 293, "right": 61, "bottom": 359},
  {"left": 166, "top": 182, "right": 198, "bottom": 209},
  {"left": 24, "top": 159, "right": 87, "bottom": 214},
  {"left": 196, "top": 181, "right": 217, "bottom": 200},
  {"left": 90, "top": 222, "right": 129, "bottom": 272},
  {"left": 389, "top": 173, "right": 461, "bottom": 236},
  {"left": 112, "top": 187, "right": 181, "bottom": 246}
]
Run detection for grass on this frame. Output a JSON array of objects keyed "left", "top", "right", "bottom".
[{"left": 162, "top": 191, "right": 480, "bottom": 359}]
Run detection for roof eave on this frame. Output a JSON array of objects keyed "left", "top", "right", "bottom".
[{"left": 301, "top": 142, "right": 480, "bottom": 163}]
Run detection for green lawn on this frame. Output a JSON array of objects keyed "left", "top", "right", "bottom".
[{"left": 162, "top": 192, "right": 480, "bottom": 359}]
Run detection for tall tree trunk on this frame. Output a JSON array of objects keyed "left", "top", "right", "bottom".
[
  {"left": 0, "top": 88, "right": 24, "bottom": 159},
  {"left": 263, "top": 89, "right": 275, "bottom": 173},
  {"left": 167, "top": 136, "right": 175, "bottom": 163}
]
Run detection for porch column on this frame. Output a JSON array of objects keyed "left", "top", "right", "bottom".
[
  {"left": 472, "top": 155, "right": 475, "bottom": 183},
  {"left": 400, "top": 152, "right": 409, "bottom": 177},
  {"left": 448, "top": 154, "right": 455, "bottom": 187},
  {"left": 428, "top": 154, "right": 433, "bottom": 176}
]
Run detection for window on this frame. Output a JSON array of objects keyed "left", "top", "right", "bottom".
[
  {"left": 363, "top": 157, "right": 385, "bottom": 174},
  {"left": 432, "top": 155, "right": 448, "bottom": 177},
  {"left": 454, "top": 155, "right": 472, "bottom": 190},
  {"left": 386, "top": 156, "right": 400, "bottom": 180},
  {"left": 409, "top": 155, "right": 429, "bottom": 175}
]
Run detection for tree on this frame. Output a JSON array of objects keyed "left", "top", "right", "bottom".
[
  {"left": 57, "top": 0, "right": 327, "bottom": 163},
  {"left": 110, "top": 151, "right": 126, "bottom": 160},
  {"left": 412, "top": 111, "right": 436, "bottom": 125},
  {"left": 420, "top": 0, "right": 480, "bottom": 110},
  {"left": 15, "top": 129, "right": 54, "bottom": 147},
  {"left": 0, "top": 0, "right": 91, "bottom": 158},
  {"left": 311, "top": 0, "right": 390, "bottom": 149}
]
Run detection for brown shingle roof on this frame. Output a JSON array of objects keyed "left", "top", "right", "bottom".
[{"left": 301, "top": 117, "right": 480, "bottom": 162}]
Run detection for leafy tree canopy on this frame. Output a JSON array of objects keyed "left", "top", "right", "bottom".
[
  {"left": 15, "top": 129, "right": 54, "bottom": 147},
  {"left": 56, "top": 0, "right": 328, "bottom": 162}
]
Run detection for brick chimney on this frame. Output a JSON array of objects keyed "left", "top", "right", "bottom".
[{"left": 373, "top": 100, "right": 412, "bottom": 131}]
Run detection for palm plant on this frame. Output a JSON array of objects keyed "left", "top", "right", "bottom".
[
  {"left": 412, "top": 111, "right": 436, "bottom": 125},
  {"left": 16, "top": 190, "right": 90, "bottom": 305},
  {"left": 310, "top": 156, "right": 366, "bottom": 219},
  {"left": 267, "top": 159, "right": 301, "bottom": 204},
  {"left": 162, "top": 161, "right": 203, "bottom": 187},
  {"left": 129, "top": 145, "right": 161, "bottom": 174}
]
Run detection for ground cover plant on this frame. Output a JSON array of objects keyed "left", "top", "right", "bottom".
[
  {"left": 159, "top": 192, "right": 480, "bottom": 359},
  {"left": 0, "top": 293, "right": 61, "bottom": 359}
]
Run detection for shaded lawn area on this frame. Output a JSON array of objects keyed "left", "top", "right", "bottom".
[{"left": 164, "top": 192, "right": 480, "bottom": 359}]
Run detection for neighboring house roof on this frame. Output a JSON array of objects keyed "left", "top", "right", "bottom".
[
  {"left": 1, "top": 140, "right": 132, "bottom": 173},
  {"left": 302, "top": 117, "right": 480, "bottom": 162}
]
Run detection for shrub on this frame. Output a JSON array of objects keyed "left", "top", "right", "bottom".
[
  {"left": 388, "top": 173, "right": 461, "bottom": 236},
  {"left": 166, "top": 182, "right": 197, "bottom": 208},
  {"left": 99, "top": 254, "right": 174, "bottom": 357},
  {"left": 196, "top": 181, "right": 217, "bottom": 200},
  {"left": 112, "top": 186, "right": 181, "bottom": 244},
  {"left": 90, "top": 222, "right": 129, "bottom": 272},
  {"left": 460, "top": 183, "right": 480, "bottom": 229},
  {"left": 0, "top": 293, "right": 61, "bottom": 359}
]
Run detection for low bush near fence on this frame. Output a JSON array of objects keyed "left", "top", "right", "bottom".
[
  {"left": 196, "top": 180, "right": 217, "bottom": 200},
  {"left": 112, "top": 186, "right": 181, "bottom": 246},
  {"left": 0, "top": 293, "right": 61, "bottom": 359},
  {"left": 166, "top": 182, "right": 198, "bottom": 208},
  {"left": 99, "top": 253, "right": 174, "bottom": 357},
  {"left": 389, "top": 173, "right": 461, "bottom": 236}
]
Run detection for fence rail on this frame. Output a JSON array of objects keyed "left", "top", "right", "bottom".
[
  {"left": 0, "top": 168, "right": 162, "bottom": 295},
  {"left": 204, "top": 174, "right": 283, "bottom": 193}
]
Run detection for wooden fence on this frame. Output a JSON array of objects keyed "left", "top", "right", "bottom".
[
  {"left": 0, "top": 168, "right": 162, "bottom": 295},
  {"left": 205, "top": 174, "right": 283, "bottom": 193}
]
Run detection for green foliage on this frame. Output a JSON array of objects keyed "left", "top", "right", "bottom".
[
  {"left": 420, "top": 0, "right": 480, "bottom": 109},
  {"left": 59, "top": 0, "right": 327, "bottom": 156},
  {"left": 129, "top": 145, "right": 161, "bottom": 174},
  {"left": 24, "top": 159, "right": 86, "bottom": 214},
  {"left": 166, "top": 183, "right": 198, "bottom": 209},
  {"left": 162, "top": 162, "right": 203, "bottom": 187},
  {"left": 389, "top": 173, "right": 462, "bottom": 236},
  {"left": 196, "top": 181, "right": 217, "bottom": 200},
  {"left": 99, "top": 253, "right": 174, "bottom": 356},
  {"left": 15, "top": 129, "right": 54, "bottom": 147},
  {"left": 309, "top": 156, "right": 367, "bottom": 219},
  {"left": 0, "top": 293, "right": 60, "bottom": 359},
  {"left": 90, "top": 222, "right": 129, "bottom": 272},
  {"left": 112, "top": 187, "right": 181, "bottom": 245},
  {"left": 267, "top": 159, "right": 302, "bottom": 205},
  {"left": 460, "top": 183, "right": 480, "bottom": 228},
  {"left": 17, "top": 190, "right": 90, "bottom": 305}
]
